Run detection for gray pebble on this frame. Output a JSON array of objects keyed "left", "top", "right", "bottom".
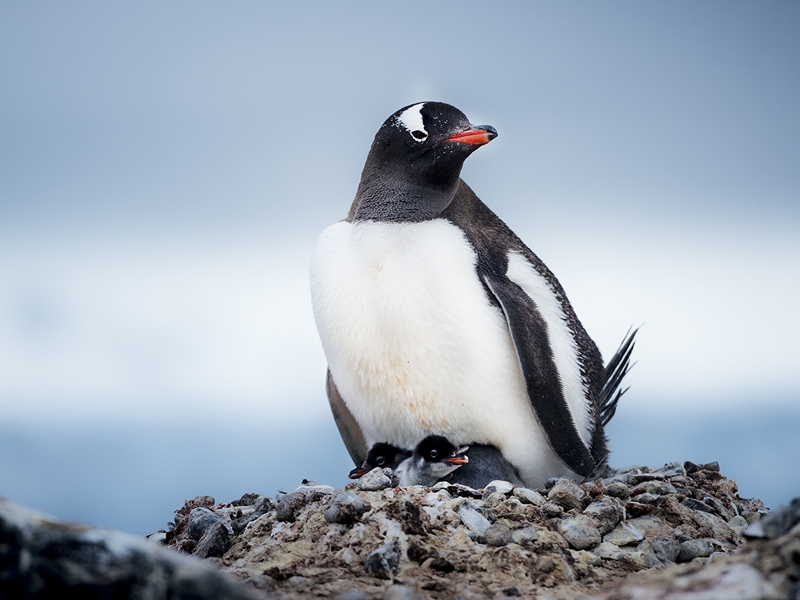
[
  {"left": 678, "top": 538, "right": 715, "bottom": 562},
  {"left": 548, "top": 479, "right": 585, "bottom": 510},
  {"left": 483, "top": 523, "right": 513, "bottom": 547},
  {"left": 484, "top": 480, "right": 515, "bottom": 496},
  {"left": 187, "top": 507, "right": 223, "bottom": 541},
  {"left": 703, "top": 495, "right": 733, "bottom": 521},
  {"left": 630, "top": 481, "right": 677, "bottom": 496},
  {"left": 364, "top": 540, "right": 401, "bottom": 579},
  {"left": 558, "top": 515, "right": 601, "bottom": 550},
  {"left": 511, "top": 526, "right": 539, "bottom": 545},
  {"left": 593, "top": 541, "right": 622, "bottom": 559},
  {"left": 512, "top": 488, "right": 545, "bottom": 506},
  {"left": 583, "top": 497, "right": 624, "bottom": 535},
  {"left": 682, "top": 497, "right": 715, "bottom": 514},
  {"left": 357, "top": 468, "right": 393, "bottom": 491},
  {"left": 276, "top": 491, "right": 307, "bottom": 522},
  {"left": 728, "top": 515, "right": 748, "bottom": 534},
  {"left": 541, "top": 502, "right": 564, "bottom": 518},
  {"left": 631, "top": 493, "right": 661, "bottom": 505},
  {"left": 458, "top": 504, "right": 491, "bottom": 537},
  {"left": 604, "top": 482, "right": 630, "bottom": 499},
  {"left": 650, "top": 536, "right": 680, "bottom": 563},
  {"left": 603, "top": 522, "right": 645, "bottom": 546},
  {"left": 324, "top": 492, "right": 370, "bottom": 525},
  {"left": 627, "top": 472, "right": 666, "bottom": 485},
  {"left": 193, "top": 520, "right": 231, "bottom": 558}
]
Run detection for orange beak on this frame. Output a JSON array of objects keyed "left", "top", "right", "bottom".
[{"left": 444, "top": 125, "right": 498, "bottom": 146}]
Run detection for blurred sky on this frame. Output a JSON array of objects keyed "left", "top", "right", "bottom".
[{"left": 1, "top": 2, "right": 799, "bottom": 530}]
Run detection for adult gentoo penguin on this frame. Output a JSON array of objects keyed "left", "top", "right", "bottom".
[{"left": 310, "top": 102, "right": 635, "bottom": 488}]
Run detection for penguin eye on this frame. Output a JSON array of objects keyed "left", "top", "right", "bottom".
[
  {"left": 429, "top": 449, "right": 438, "bottom": 459},
  {"left": 411, "top": 130, "right": 427, "bottom": 140},
  {"left": 376, "top": 456, "right": 386, "bottom": 467}
]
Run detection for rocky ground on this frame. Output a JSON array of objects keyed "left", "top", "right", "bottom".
[{"left": 148, "top": 460, "right": 798, "bottom": 599}]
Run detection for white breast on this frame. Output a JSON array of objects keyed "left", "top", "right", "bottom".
[{"left": 309, "top": 219, "right": 579, "bottom": 486}]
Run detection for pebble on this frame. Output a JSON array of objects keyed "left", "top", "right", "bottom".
[
  {"left": 603, "top": 522, "right": 645, "bottom": 546},
  {"left": 593, "top": 541, "right": 622, "bottom": 559},
  {"left": 604, "top": 482, "right": 630, "bottom": 499},
  {"left": 630, "top": 481, "right": 677, "bottom": 496},
  {"left": 631, "top": 493, "right": 661, "bottom": 505},
  {"left": 382, "top": 584, "right": 428, "bottom": 600},
  {"left": 558, "top": 515, "right": 602, "bottom": 550},
  {"left": 324, "top": 492, "right": 370, "bottom": 525},
  {"left": 583, "top": 497, "right": 625, "bottom": 535},
  {"left": 512, "top": 488, "right": 545, "bottom": 506},
  {"left": 187, "top": 507, "right": 223, "bottom": 541},
  {"left": 484, "top": 480, "right": 515, "bottom": 496},
  {"left": 678, "top": 538, "right": 715, "bottom": 562},
  {"left": 627, "top": 473, "right": 666, "bottom": 485},
  {"left": 357, "top": 468, "right": 393, "bottom": 492},
  {"left": 484, "top": 523, "right": 513, "bottom": 547},
  {"left": 363, "top": 540, "right": 401, "bottom": 579},
  {"left": 193, "top": 521, "right": 231, "bottom": 558},
  {"left": 458, "top": 505, "right": 491, "bottom": 537},
  {"left": 650, "top": 536, "right": 681, "bottom": 563},
  {"left": 728, "top": 515, "right": 748, "bottom": 534},
  {"left": 683, "top": 497, "right": 715, "bottom": 514},
  {"left": 547, "top": 479, "right": 585, "bottom": 510},
  {"left": 276, "top": 491, "right": 308, "bottom": 522},
  {"left": 703, "top": 495, "right": 733, "bottom": 520},
  {"left": 511, "top": 526, "right": 539, "bottom": 545}
]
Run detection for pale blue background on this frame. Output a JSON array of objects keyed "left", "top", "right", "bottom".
[{"left": 1, "top": 1, "right": 798, "bottom": 535}]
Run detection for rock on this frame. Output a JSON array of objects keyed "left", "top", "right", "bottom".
[
  {"left": 0, "top": 499, "right": 260, "bottom": 599},
  {"left": 627, "top": 472, "right": 667, "bottom": 485},
  {"left": 583, "top": 497, "right": 625, "bottom": 535},
  {"left": 604, "top": 482, "right": 631, "bottom": 499},
  {"left": 729, "top": 514, "right": 749, "bottom": 534},
  {"left": 484, "top": 523, "right": 513, "bottom": 546},
  {"left": 558, "top": 515, "right": 602, "bottom": 550},
  {"left": 458, "top": 504, "right": 491, "bottom": 537},
  {"left": 593, "top": 541, "right": 622, "bottom": 559},
  {"left": 484, "top": 480, "right": 515, "bottom": 496},
  {"left": 547, "top": 478, "right": 585, "bottom": 510},
  {"left": 511, "top": 526, "right": 538, "bottom": 545},
  {"left": 187, "top": 507, "right": 224, "bottom": 541},
  {"left": 512, "top": 487, "right": 545, "bottom": 505},
  {"left": 683, "top": 497, "right": 715, "bottom": 514},
  {"left": 364, "top": 540, "right": 401, "bottom": 579},
  {"left": 383, "top": 584, "right": 427, "bottom": 600},
  {"left": 603, "top": 522, "right": 645, "bottom": 546},
  {"left": 194, "top": 520, "right": 231, "bottom": 558},
  {"left": 357, "top": 468, "right": 393, "bottom": 491},
  {"left": 650, "top": 536, "right": 681, "bottom": 563},
  {"left": 678, "top": 538, "right": 716, "bottom": 562},
  {"left": 324, "top": 492, "right": 370, "bottom": 525},
  {"left": 276, "top": 491, "right": 308, "bottom": 522},
  {"left": 541, "top": 502, "right": 564, "bottom": 518},
  {"left": 630, "top": 480, "right": 677, "bottom": 496},
  {"left": 293, "top": 480, "right": 339, "bottom": 498}
]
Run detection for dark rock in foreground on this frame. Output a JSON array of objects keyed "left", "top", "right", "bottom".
[{"left": 0, "top": 499, "right": 259, "bottom": 600}]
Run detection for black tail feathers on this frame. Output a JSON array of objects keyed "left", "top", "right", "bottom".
[{"left": 598, "top": 326, "right": 638, "bottom": 428}]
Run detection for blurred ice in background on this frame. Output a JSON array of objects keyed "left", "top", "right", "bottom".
[{"left": 1, "top": 1, "right": 798, "bottom": 535}]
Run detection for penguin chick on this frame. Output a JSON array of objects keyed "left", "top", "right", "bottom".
[
  {"left": 395, "top": 435, "right": 469, "bottom": 487},
  {"left": 348, "top": 442, "right": 411, "bottom": 479}
]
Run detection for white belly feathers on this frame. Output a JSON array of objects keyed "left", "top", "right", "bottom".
[{"left": 309, "top": 219, "right": 577, "bottom": 486}]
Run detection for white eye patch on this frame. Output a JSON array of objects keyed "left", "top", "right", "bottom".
[{"left": 395, "top": 103, "right": 428, "bottom": 141}]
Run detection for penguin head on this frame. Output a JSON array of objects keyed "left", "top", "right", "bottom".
[
  {"left": 353, "top": 102, "right": 497, "bottom": 221},
  {"left": 348, "top": 442, "right": 412, "bottom": 479},
  {"left": 396, "top": 435, "right": 470, "bottom": 486}
]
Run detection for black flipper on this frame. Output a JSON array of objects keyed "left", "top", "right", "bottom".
[
  {"left": 598, "top": 327, "right": 638, "bottom": 428},
  {"left": 482, "top": 274, "right": 597, "bottom": 477},
  {"left": 326, "top": 370, "right": 368, "bottom": 466}
]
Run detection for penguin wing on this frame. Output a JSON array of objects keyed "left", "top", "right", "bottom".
[
  {"left": 481, "top": 273, "right": 598, "bottom": 477},
  {"left": 326, "top": 369, "right": 368, "bottom": 466}
]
